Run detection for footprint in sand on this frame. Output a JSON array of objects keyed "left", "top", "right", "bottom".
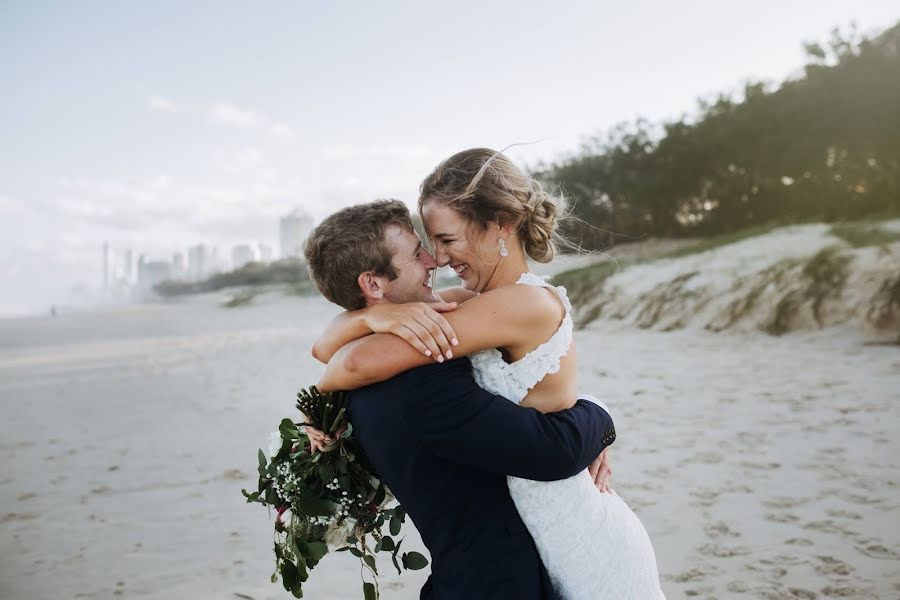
[
  {"left": 669, "top": 564, "right": 721, "bottom": 583},
  {"left": 682, "top": 585, "right": 716, "bottom": 597},
  {"left": 785, "top": 537, "right": 814, "bottom": 546},
  {"left": 749, "top": 583, "right": 816, "bottom": 599},
  {"left": 762, "top": 496, "right": 810, "bottom": 509},
  {"left": 221, "top": 469, "right": 248, "bottom": 481},
  {"left": 814, "top": 556, "right": 854, "bottom": 577},
  {"left": 689, "top": 488, "right": 723, "bottom": 508},
  {"left": 739, "top": 460, "right": 781, "bottom": 471},
  {"left": 1, "top": 512, "right": 39, "bottom": 524},
  {"left": 803, "top": 519, "right": 859, "bottom": 538},
  {"left": 682, "top": 451, "right": 724, "bottom": 465},
  {"left": 765, "top": 512, "right": 800, "bottom": 524},
  {"left": 820, "top": 584, "right": 873, "bottom": 597},
  {"left": 704, "top": 521, "right": 741, "bottom": 539},
  {"left": 853, "top": 539, "right": 900, "bottom": 560},
  {"left": 697, "top": 543, "right": 751, "bottom": 558},
  {"left": 837, "top": 491, "right": 885, "bottom": 506},
  {"left": 726, "top": 580, "right": 749, "bottom": 593}
]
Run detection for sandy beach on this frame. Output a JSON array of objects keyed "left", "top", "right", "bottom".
[{"left": 1, "top": 283, "right": 898, "bottom": 599}]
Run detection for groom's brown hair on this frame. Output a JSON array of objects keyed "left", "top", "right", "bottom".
[{"left": 304, "top": 199, "right": 415, "bottom": 310}]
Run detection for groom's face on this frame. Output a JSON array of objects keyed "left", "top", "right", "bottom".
[{"left": 380, "top": 225, "right": 440, "bottom": 304}]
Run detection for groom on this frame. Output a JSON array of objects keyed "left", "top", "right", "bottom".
[{"left": 304, "top": 200, "right": 616, "bottom": 600}]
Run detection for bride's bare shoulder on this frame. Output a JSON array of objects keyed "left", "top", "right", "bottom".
[
  {"left": 460, "top": 283, "right": 565, "bottom": 327},
  {"left": 437, "top": 287, "right": 477, "bottom": 304}
]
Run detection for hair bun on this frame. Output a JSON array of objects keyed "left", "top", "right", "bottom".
[{"left": 520, "top": 180, "right": 560, "bottom": 263}]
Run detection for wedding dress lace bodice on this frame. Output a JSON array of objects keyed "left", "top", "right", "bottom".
[
  {"left": 469, "top": 271, "right": 573, "bottom": 404},
  {"left": 467, "top": 272, "right": 667, "bottom": 600}
]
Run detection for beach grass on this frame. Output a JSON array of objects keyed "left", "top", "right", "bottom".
[{"left": 830, "top": 221, "right": 900, "bottom": 248}]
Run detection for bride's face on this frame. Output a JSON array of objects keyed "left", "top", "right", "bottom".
[{"left": 421, "top": 201, "right": 502, "bottom": 293}]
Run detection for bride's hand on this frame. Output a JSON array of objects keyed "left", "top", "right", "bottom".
[
  {"left": 362, "top": 302, "right": 459, "bottom": 362},
  {"left": 303, "top": 423, "right": 347, "bottom": 454},
  {"left": 589, "top": 447, "right": 612, "bottom": 494}
]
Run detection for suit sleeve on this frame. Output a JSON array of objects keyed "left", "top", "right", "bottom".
[{"left": 403, "top": 360, "right": 616, "bottom": 481}]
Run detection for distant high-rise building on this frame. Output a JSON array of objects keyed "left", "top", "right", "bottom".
[
  {"left": 231, "top": 244, "right": 256, "bottom": 269},
  {"left": 102, "top": 242, "right": 110, "bottom": 291},
  {"left": 122, "top": 250, "right": 133, "bottom": 284},
  {"left": 188, "top": 244, "right": 210, "bottom": 280},
  {"left": 172, "top": 252, "right": 185, "bottom": 279},
  {"left": 279, "top": 209, "right": 314, "bottom": 258},
  {"left": 258, "top": 243, "right": 273, "bottom": 262}
]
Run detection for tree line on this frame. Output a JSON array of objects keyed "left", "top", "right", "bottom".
[{"left": 534, "top": 22, "right": 900, "bottom": 249}]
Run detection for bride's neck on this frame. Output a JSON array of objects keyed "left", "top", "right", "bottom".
[{"left": 482, "top": 255, "right": 529, "bottom": 292}]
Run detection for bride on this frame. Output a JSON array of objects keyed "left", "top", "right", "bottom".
[{"left": 313, "top": 148, "right": 665, "bottom": 599}]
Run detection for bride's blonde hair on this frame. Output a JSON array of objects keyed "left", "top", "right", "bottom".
[{"left": 418, "top": 148, "right": 564, "bottom": 263}]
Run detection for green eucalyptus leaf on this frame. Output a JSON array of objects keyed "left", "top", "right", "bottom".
[
  {"left": 296, "top": 492, "right": 332, "bottom": 517},
  {"left": 306, "top": 542, "right": 328, "bottom": 562},
  {"left": 363, "top": 582, "right": 377, "bottom": 600},
  {"left": 280, "top": 417, "right": 299, "bottom": 438},
  {"left": 318, "top": 462, "right": 334, "bottom": 483},
  {"left": 379, "top": 536, "right": 395, "bottom": 552},
  {"left": 402, "top": 551, "right": 429, "bottom": 570},
  {"left": 296, "top": 557, "right": 308, "bottom": 582},
  {"left": 391, "top": 553, "right": 401, "bottom": 575},
  {"left": 363, "top": 553, "right": 378, "bottom": 575},
  {"left": 281, "top": 560, "right": 298, "bottom": 592},
  {"left": 348, "top": 547, "right": 363, "bottom": 558},
  {"left": 257, "top": 451, "right": 268, "bottom": 478},
  {"left": 389, "top": 516, "right": 401, "bottom": 536}
]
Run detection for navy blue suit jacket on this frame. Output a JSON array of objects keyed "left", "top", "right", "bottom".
[{"left": 348, "top": 358, "right": 616, "bottom": 600}]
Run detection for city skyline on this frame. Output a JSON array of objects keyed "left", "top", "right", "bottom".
[{"left": 100, "top": 208, "right": 310, "bottom": 294}]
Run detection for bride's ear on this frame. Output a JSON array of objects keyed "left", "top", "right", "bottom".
[
  {"left": 358, "top": 271, "right": 385, "bottom": 302},
  {"left": 488, "top": 220, "right": 515, "bottom": 241}
]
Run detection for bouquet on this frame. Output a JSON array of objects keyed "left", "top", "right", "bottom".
[{"left": 242, "top": 386, "right": 428, "bottom": 599}]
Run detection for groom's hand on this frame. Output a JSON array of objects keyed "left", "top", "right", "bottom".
[{"left": 588, "top": 447, "right": 612, "bottom": 494}]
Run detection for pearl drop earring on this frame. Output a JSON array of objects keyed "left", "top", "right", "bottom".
[{"left": 499, "top": 238, "right": 509, "bottom": 257}]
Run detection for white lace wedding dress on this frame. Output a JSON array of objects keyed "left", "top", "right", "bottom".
[{"left": 469, "top": 272, "right": 666, "bottom": 600}]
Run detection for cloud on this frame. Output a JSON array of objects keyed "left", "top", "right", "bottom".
[
  {"left": 207, "top": 103, "right": 263, "bottom": 128},
  {"left": 206, "top": 103, "right": 295, "bottom": 138},
  {"left": 270, "top": 122, "right": 295, "bottom": 139},
  {"left": 322, "top": 144, "right": 433, "bottom": 160},
  {"left": 147, "top": 95, "right": 178, "bottom": 113},
  {"left": 213, "top": 146, "right": 266, "bottom": 174}
]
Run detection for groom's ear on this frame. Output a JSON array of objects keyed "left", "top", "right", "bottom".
[{"left": 357, "top": 271, "right": 386, "bottom": 302}]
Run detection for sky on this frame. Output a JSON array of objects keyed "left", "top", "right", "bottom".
[{"left": 1, "top": 0, "right": 898, "bottom": 316}]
